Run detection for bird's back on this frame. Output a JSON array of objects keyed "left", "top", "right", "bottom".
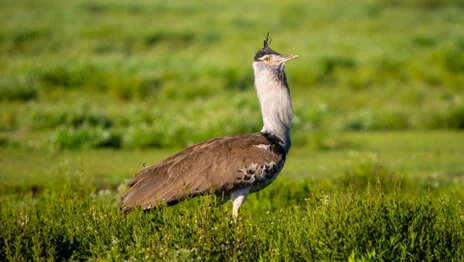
[{"left": 121, "top": 132, "right": 286, "bottom": 212}]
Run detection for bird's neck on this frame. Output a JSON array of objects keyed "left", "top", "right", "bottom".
[{"left": 254, "top": 69, "right": 292, "bottom": 153}]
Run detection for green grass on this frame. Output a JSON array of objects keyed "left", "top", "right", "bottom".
[
  {"left": 1, "top": 0, "right": 464, "bottom": 260},
  {"left": 1, "top": 132, "right": 464, "bottom": 260},
  {"left": 2, "top": 131, "right": 463, "bottom": 188},
  {"left": 0, "top": 0, "right": 463, "bottom": 149},
  {"left": 1, "top": 159, "right": 463, "bottom": 260}
]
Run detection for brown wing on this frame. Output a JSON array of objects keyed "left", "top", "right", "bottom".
[{"left": 121, "top": 132, "right": 285, "bottom": 212}]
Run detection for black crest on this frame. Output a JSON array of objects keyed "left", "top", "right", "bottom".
[{"left": 254, "top": 33, "right": 281, "bottom": 61}]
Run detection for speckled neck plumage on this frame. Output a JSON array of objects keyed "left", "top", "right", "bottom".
[{"left": 253, "top": 64, "right": 292, "bottom": 153}]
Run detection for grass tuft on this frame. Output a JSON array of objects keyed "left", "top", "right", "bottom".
[
  {"left": 0, "top": 76, "right": 38, "bottom": 101},
  {"left": 1, "top": 174, "right": 462, "bottom": 260},
  {"left": 50, "top": 125, "right": 122, "bottom": 149}
]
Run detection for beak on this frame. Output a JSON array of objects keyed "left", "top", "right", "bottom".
[{"left": 277, "top": 54, "right": 299, "bottom": 64}]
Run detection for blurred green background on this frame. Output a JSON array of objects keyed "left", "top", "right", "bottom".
[
  {"left": 2, "top": 1, "right": 464, "bottom": 259},
  {"left": 1, "top": 0, "right": 464, "bottom": 188}
]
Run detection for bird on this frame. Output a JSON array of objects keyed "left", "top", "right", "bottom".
[{"left": 121, "top": 34, "right": 298, "bottom": 218}]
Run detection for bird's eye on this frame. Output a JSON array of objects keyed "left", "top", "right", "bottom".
[{"left": 263, "top": 56, "right": 271, "bottom": 62}]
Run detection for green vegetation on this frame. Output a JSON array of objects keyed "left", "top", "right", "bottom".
[
  {"left": 1, "top": 0, "right": 464, "bottom": 260},
  {"left": 1, "top": 0, "right": 464, "bottom": 149},
  {"left": 1, "top": 155, "right": 463, "bottom": 260}
]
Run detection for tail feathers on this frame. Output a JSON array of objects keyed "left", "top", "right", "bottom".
[
  {"left": 121, "top": 204, "right": 134, "bottom": 214},
  {"left": 120, "top": 165, "right": 218, "bottom": 212}
]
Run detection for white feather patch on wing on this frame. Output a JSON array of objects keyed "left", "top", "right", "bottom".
[{"left": 253, "top": 144, "right": 271, "bottom": 150}]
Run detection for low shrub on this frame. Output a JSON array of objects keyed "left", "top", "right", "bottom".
[
  {"left": 122, "top": 123, "right": 174, "bottom": 149},
  {"left": 30, "top": 107, "right": 113, "bottom": 130},
  {"left": 421, "top": 104, "right": 464, "bottom": 130},
  {"left": 50, "top": 125, "right": 122, "bottom": 149},
  {"left": 39, "top": 63, "right": 158, "bottom": 100},
  {"left": 445, "top": 104, "right": 464, "bottom": 129},
  {"left": 1, "top": 176, "right": 462, "bottom": 260},
  {"left": 382, "top": 0, "right": 464, "bottom": 8},
  {"left": 39, "top": 63, "right": 99, "bottom": 89},
  {"left": 0, "top": 137, "right": 9, "bottom": 147},
  {"left": 0, "top": 76, "right": 38, "bottom": 101},
  {"left": 344, "top": 110, "right": 411, "bottom": 131}
]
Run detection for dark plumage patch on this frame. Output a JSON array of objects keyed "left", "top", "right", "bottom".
[
  {"left": 274, "top": 67, "right": 288, "bottom": 87},
  {"left": 254, "top": 33, "right": 281, "bottom": 61},
  {"left": 253, "top": 34, "right": 289, "bottom": 87},
  {"left": 260, "top": 131, "right": 286, "bottom": 155}
]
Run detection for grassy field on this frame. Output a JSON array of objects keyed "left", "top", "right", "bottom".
[{"left": 1, "top": 0, "right": 464, "bottom": 260}]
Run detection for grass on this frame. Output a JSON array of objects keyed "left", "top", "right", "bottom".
[
  {"left": 2, "top": 131, "right": 464, "bottom": 188},
  {"left": 1, "top": 159, "right": 463, "bottom": 260},
  {"left": 0, "top": 0, "right": 463, "bottom": 150},
  {"left": 1, "top": 132, "right": 464, "bottom": 260},
  {"left": 1, "top": 0, "right": 464, "bottom": 260}
]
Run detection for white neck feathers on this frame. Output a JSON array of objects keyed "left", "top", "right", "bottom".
[{"left": 253, "top": 63, "right": 292, "bottom": 152}]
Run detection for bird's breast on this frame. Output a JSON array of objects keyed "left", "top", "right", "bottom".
[{"left": 247, "top": 158, "right": 286, "bottom": 193}]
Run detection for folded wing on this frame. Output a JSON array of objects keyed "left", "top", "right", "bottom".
[{"left": 121, "top": 133, "right": 284, "bottom": 212}]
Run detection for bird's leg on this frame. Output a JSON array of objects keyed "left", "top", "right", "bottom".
[{"left": 231, "top": 187, "right": 250, "bottom": 219}]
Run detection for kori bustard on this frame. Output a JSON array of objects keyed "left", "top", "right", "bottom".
[{"left": 121, "top": 34, "right": 298, "bottom": 217}]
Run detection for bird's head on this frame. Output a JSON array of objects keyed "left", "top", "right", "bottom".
[{"left": 252, "top": 33, "right": 298, "bottom": 82}]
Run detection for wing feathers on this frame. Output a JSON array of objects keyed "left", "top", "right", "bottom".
[{"left": 121, "top": 133, "right": 285, "bottom": 212}]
